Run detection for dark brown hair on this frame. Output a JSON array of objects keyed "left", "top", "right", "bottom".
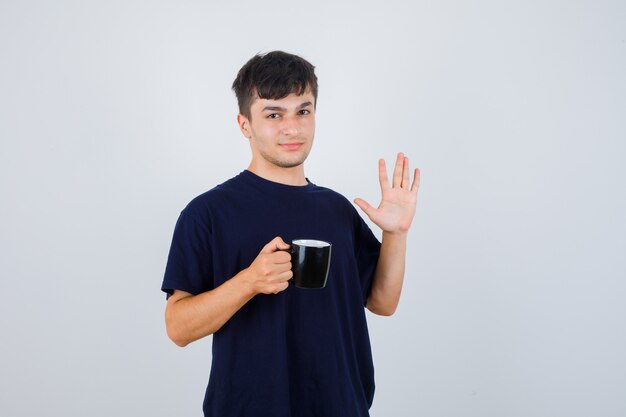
[{"left": 232, "top": 51, "right": 318, "bottom": 120}]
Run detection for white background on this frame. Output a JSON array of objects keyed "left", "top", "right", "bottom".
[{"left": 1, "top": 1, "right": 625, "bottom": 416}]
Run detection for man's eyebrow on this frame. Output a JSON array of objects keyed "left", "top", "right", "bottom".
[{"left": 262, "top": 101, "right": 313, "bottom": 112}]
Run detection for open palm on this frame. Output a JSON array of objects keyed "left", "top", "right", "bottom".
[{"left": 354, "top": 152, "right": 420, "bottom": 234}]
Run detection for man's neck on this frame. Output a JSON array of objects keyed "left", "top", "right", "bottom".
[{"left": 246, "top": 162, "right": 308, "bottom": 186}]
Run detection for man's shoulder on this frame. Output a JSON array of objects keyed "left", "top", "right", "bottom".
[
  {"left": 309, "top": 183, "right": 359, "bottom": 214},
  {"left": 181, "top": 174, "right": 242, "bottom": 214},
  {"left": 307, "top": 183, "right": 373, "bottom": 245}
]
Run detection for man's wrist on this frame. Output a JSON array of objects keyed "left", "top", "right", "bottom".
[
  {"left": 382, "top": 230, "right": 408, "bottom": 240},
  {"left": 232, "top": 268, "right": 258, "bottom": 297}
]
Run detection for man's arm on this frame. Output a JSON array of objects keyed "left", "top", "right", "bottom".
[
  {"left": 354, "top": 152, "right": 420, "bottom": 317},
  {"left": 165, "top": 276, "right": 254, "bottom": 347},
  {"left": 366, "top": 231, "right": 407, "bottom": 316},
  {"left": 165, "top": 237, "right": 292, "bottom": 347}
]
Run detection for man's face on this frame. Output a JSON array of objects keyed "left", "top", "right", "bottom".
[{"left": 239, "top": 90, "right": 316, "bottom": 169}]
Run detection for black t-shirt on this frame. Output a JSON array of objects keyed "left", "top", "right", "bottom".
[{"left": 162, "top": 170, "right": 381, "bottom": 417}]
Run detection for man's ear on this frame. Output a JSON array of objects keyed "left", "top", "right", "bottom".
[{"left": 237, "top": 114, "right": 251, "bottom": 139}]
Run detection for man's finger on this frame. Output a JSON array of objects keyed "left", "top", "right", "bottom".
[
  {"left": 261, "top": 236, "right": 290, "bottom": 254},
  {"left": 354, "top": 198, "right": 375, "bottom": 217},
  {"left": 378, "top": 159, "right": 390, "bottom": 191},
  {"left": 402, "top": 156, "right": 410, "bottom": 189},
  {"left": 271, "top": 250, "right": 292, "bottom": 264},
  {"left": 392, "top": 152, "right": 404, "bottom": 188},
  {"left": 411, "top": 168, "right": 421, "bottom": 193}
]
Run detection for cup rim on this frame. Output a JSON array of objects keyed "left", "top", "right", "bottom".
[{"left": 292, "top": 239, "right": 331, "bottom": 248}]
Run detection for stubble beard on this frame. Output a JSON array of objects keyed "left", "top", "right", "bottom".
[{"left": 260, "top": 146, "right": 311, "bottom": 168}]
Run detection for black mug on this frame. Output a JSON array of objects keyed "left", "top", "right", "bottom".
[{"left": 285, "top": 239, "right": 332, "bottom": 289}]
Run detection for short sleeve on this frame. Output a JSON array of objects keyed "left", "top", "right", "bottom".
[
  {"left": 161, "top": 211, "right": 214, "bottom": 299},
  {"left": 353, "top": 210, "right": 381, "bottom": 306}
]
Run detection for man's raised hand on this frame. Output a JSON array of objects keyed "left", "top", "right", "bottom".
[{"left": 354, "top": 152, "right": 420, "bottom": 235}]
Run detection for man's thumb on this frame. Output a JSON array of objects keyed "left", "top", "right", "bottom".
[
  {"left": 354, "top": 198, "right": 374, "bottom": 216},
  {"left": 261, "top": 236, "right": 290, "bottom": 253}
]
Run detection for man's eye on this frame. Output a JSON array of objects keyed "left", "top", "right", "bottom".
[
  {"left": 267, "top": 113, "right": 280, "bottom": 119},
  {"left": 299, "top": 109, "right": 310, "bottom": 115}
]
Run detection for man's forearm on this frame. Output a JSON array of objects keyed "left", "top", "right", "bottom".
[
  {"left": 366, "top": 231, "right": 407, "bottom": 316},
  {"left": 165, "top": 270, "right": 256, "bottom": 347},
  {"left": 165, "top": 237, "right": 294, "bottom": 346}
]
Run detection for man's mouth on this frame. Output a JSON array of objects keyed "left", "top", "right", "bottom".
[{"left": 279, "top": 142, "right": 304, "bottom": 151}]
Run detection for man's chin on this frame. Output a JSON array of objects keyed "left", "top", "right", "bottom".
[
  {"left": 266, "top": 153, "right": 310, "bottom": 169},
  {"left": 273, "top": 159, "right": 307, "bottom": 168}
]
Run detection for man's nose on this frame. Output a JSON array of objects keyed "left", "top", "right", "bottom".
[{"left": 280, "top": 117, "right": 300, "bottom": 136}]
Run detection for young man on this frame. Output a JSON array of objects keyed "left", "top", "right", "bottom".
[{"left": 162, "top": 51, "right": 420, "bottom": 417}]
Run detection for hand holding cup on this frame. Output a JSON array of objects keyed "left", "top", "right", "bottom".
[{"left": 245, "top": 236, "right": 293, "bottom": 295}]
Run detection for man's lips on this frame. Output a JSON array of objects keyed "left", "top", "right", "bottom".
[{"left": 279, "top": 142, "right": 304, "bottom": 151}]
